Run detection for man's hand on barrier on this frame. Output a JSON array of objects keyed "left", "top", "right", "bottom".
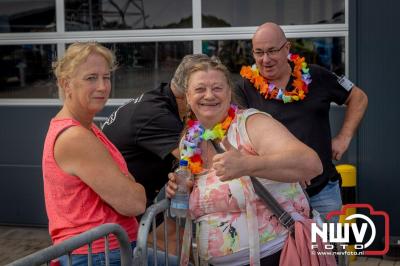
[{"left": 165, "top": 172, "right": 193, "bottom": 198}]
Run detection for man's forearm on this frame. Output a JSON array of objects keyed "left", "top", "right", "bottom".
[{"left": 339, "top": 86, "right": 368, "bottom": 138}]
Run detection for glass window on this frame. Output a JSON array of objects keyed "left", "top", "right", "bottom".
[
  {"left": 291, "top": 37, "right": 345, "bottom": 75},
  {"left": 0, "top": 44, "right": 57, "bottom": 98},
  {"left": 65, "top": 0, "right": 192, "bottom": 31},
  {"left": 101, "top": 41, "right": 192, "bottom": 98},
  {"left": 202, "top": 0, "right": 345, "bottom": 27},
  {"left": 202, "top": 40, "right": 253, "bottom": 76},
  {"left": 0, "top": 0, "right": 55, "bottom": 33},
  {"left": 203, "top": 37, "right": 345, "bottom": 81},
  {"left": 0, "top": 1, "right": 348, "bottom": 100}
]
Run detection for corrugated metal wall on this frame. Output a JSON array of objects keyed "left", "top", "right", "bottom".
[
  {"left": 0, "top": 2, "right": 398, "bottom": 252},
  {"left": 0, "top": 105, "right": 349, "bottom": 226},
  {"left": 0, "top": 105, "right": 116, "bottom": 226},
  {"left": 351, "top": 0, "right": 400, "bottom": 248}
]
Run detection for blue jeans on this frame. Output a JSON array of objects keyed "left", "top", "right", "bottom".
[
  {"left": 58, "top": 246, "right": 180, "bottom": 266},
  {"left": 58, "top": 242, "right": 136, "bottom": 266},
  {"left": 310, "top": 180, "right": 342, "bottom": 223},
  {"left": 146, "top": 248, "right": 179, "bottom": 266}
]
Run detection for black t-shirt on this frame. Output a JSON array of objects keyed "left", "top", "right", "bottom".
[
  {"left": 102, "top": 83, "right": 183, "bottom": 202},
  {"left": 236, "top": 64, "right": 351, "bottom": 197}
]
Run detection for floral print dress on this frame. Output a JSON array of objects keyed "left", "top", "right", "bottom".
[{"left": 182, "top": 109, "right": 310, "bottom": 266}]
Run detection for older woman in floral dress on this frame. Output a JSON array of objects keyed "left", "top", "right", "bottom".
[{"left": 166, "top": 56, "right": 323, "bottom": 266}]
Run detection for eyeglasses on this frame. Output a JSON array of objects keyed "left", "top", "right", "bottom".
[{"left": 252, "top": 42, "right": 287, "bottom": 59}]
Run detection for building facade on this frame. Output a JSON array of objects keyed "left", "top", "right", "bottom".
[{"left": 0, "top": 0, "right": 398, "bottom": 253}]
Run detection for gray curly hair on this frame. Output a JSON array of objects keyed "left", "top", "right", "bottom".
[{"left": 171, "top": 54, "right": 210, "bottom": 95}]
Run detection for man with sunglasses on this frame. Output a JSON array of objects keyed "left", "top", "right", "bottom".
[{"left": 236, "top": 22, "right": 368, "bottom": 222}]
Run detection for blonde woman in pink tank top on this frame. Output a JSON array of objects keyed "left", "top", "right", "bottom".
[
  {"left": 165, "top": 56, "right": 323, "bottom": 266},
  {"left": 42, "top": 42, "right": 146, "bottom": 265}
]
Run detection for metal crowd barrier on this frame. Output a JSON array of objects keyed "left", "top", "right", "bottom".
[
  {"left": 337, "top": 244, "right": 350, "bottom": 266},
  {"left": 133, "top": 198, "right": 182, "bottom": 266},
  {"left": 8, "top": 199, "right": 345, "bottom": 266},
  {"left": 6, "top": 223, "right": 133, "bottom": 266}
]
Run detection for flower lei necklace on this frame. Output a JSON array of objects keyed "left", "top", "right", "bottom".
[
  {"left": 180, "top": 104, "right": 238, "bottom": 174},
  {"left": 240, "top": 53, "right": 312, "bottom": 103}
]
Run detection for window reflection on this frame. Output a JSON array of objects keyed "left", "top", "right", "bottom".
[
  {"left": 0, "top": 42, "right": 192, "bottom": 99},
  {"left": 65, "top": 0, "right": 192, "bottom": 31},
  {"left": 101, "top": 41, "right": 192, "bottom": 98},
  {"left": 291, "top": 37, "right": 345, "bottom": 75},
  {"left": 0, "top": 0, "right": 55, "bottom": 33},
  {"left": 203, "top": 40, "right": 253, "bottom": 75},
  {"left": 203, "top": 37, "right": 345, "bottom": 79},
  {"left": 0, "top": 45, "right": 57, "bottom": 98},
  {"left": 202, "top": 0, "right": 345, "bottom": 27}
]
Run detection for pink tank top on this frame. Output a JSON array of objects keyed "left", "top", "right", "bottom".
[{"left": 42, "top": 118, "right": 138, "bottom": 254}]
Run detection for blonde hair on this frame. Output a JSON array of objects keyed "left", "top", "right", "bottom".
[{"left": 53, "top": 42, "right": 117, "bottom": 100}]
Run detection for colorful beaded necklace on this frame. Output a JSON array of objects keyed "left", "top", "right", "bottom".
[
  {"left": 180, "top": 104, "right": 238, "bottom": 174},
  {"left": 240, "top": 53, "right": 312, "bottom": 103}
]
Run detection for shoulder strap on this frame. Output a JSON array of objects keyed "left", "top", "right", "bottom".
[{"left": 210, "top": 140, "right": 295, "bottom": 234}]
